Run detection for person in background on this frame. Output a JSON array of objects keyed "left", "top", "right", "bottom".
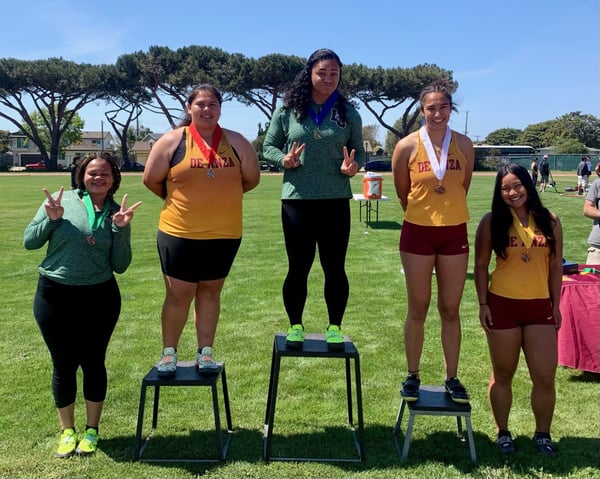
[
  {"left": 262, "top": 48, "right": 365, "bottom": 351},
  {"left": 143, "top": 84, "right": 260, "bottom": 378},
  {"left": 69, "top": 155, "right": 81, "bottom": 189},
  {"left": 23, "top": 152, "right": 142, "bottom": 458},
  {"left": 583, "top": 161, "right": 600, "bottom": 264},
  {"left": 474, "top": 164, "right": 562, "bottom": 456},
  {"left": 530, "top": 157, "right": 538, "bottom": 186},
  {"left": 391, "top": 79, "right": 474, "bottom": 403},
  {"left": 576, "top": 155, "right": 591, "bottom": 195},
  {"left": 539, "top": 155, "right": 550, "bottom": 192}
]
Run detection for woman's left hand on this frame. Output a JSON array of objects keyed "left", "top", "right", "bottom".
[
  {"left": 340, "top": 146, "right": 358, "bottom": 176},
  {"left": 112, "top": 194, "right": 142, "bottom": 228}
]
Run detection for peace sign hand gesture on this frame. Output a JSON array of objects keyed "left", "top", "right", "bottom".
[
  {"left": 112, "top": 194, "right": 142, "bottom": 228},
  {"left": 43, "top": 186, "right": 64, "bottom": 221},
  {"left": 282, "top": 141, "right": 306, "bottom": 169},
  {"left": 340, "top": 146, "right": 358, "bottom": 176}
]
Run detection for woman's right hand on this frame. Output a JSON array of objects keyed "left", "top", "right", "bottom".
[
  {"left": 479, "top": 304, "right": 492, "bottom": 333},
  {"left": 282, "top": 142, "right": 306, "bottom": 169},
  {"left": 43, "top": 186, "right": 64, "bottom": 221}
]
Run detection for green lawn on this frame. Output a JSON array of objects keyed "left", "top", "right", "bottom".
[{"left": 0, "top": 171, "right": 598, "bottom": 479}]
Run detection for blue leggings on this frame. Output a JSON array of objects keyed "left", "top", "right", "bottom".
[
  {"left": 281, "top": 199, "right": 350, "bottom": 327},
  {"left": 33, "top": 275, "right": 121, "bottom": 408}
]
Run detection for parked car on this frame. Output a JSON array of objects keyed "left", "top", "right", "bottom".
[
  {"left": 121, "top": 162, "right": 145, "bottom": 172},
  {"left": 365, "top": 160, "right": 392, "bottom": 172},
  {"left": 24, "top": 161, "right": 47, "bottom": 171}
]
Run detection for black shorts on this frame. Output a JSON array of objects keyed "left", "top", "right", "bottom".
[{"left": 157, "top": 230, "right": 241, "bottom": 282}]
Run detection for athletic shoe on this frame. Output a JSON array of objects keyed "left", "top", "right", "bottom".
[
  {"left": 196, "top": 346, "right": 219, "bottom": 375},
  {"left": 497, "top": 430, "right": 516, "bottom": 454},
  {"left": 55, "top": 428, "right": 77, "bottom": 458},
  {"left": 533, "top": 431, "right": 557, "bottom": 457},
  {"left": 445, "top": 377, "right": 470, "bottom": 403},
  {"left": 400, "top": 374, "right": 420, "bottom": 402},
  {"left": 157, "top": 347, "right": 177, "bottom": 378},
  {"left": 76, "top": 428, "right": 99, "bottom": 456},
  {"left": 285, "top": 324, "right": 305, "bottom": 349},
  {"left": 325, "top": 325, "right": 344, "bottom": 351}
]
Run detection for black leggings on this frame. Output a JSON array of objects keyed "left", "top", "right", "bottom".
[
  {"left": 33, "top": 275, "right": 121, "bottom": 408},
  {"left": 281, "top": 199, "right": 350, "bottom": 327}
]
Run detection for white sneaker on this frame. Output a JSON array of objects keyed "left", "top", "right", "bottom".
[{"left": 157, "top": 347, "right": 177, "bottom": 378}]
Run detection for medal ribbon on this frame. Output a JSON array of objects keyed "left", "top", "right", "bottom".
[
  {"left": 82, "top": 192, "right": 110, "bottom": 234},
  {"left": 510, "top": 209, "right": 536, "bottom": 251},
  {"left": 189, "top": 123, "right": 222, "bottom": 165},
  {"left": 420, "top": 126, "right": 451, "bottom": 182},
  {"left": 307, "top": 90, "right": 339, "bottom": 128}
]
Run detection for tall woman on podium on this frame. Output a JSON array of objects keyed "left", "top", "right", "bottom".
[{"left": 391, "top": 79, "right": 474, "bottom": 404}]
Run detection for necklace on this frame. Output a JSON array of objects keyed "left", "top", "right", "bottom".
[
  {"left": 82, "top": 192, "right": 110, "bottom": 246},
  {"left": 307, "top": 90, "right": 339, "bottom": 140},
  {"left": 510, "top": 209, "right": 536, "bottom": 262},
  {"left": 420, "top": 126, "right": 451, "bottom": 193},
  {"left": 189, "top": 122, "right": 222, "bottom": 178}
]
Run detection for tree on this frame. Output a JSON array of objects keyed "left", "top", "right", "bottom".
[
  {"left": 345, "top": 63, "right": 455, "bottom": 139},
  {"left": 362, "top": 125, "right": 380, "bottom": 149},
  {"left": 22, "top": 108, "right": 84, "bottom": 155},
  {"left": 554, "top": 138, "right": 588, "bottom": 154},
  {"left": 0, "top": 129, "right": 9, "bottom": 153},
  {"left": 484, "top": 127, "right": 522, "bottom": 145},
  {"left": 230, "top": 53, "right": 305, "bottom": 122},
  {"left": 0, "top": 58, "right": 112, "bottom": 170},
  {"left": 547, "top": 112, "right": 600, "bottom": 149},
  {"left": 384, "top": 113, "right": 422, "bottom": 153},
  {"left": 518, "top": 121, "right": 555, "bottom": 149}
]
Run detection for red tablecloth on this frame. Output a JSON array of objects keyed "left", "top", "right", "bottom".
[{"left": 558, "top": 271, "right": 600, "bottom": 373}]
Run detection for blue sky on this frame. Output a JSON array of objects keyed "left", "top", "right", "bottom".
[{"left": 0, "top": 0, "right": 597, "bottom": 143}]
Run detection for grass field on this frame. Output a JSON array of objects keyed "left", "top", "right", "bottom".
[{"left": 0, "top": 171, "right": 598, "bottom": 479}]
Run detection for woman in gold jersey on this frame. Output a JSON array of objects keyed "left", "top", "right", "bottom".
[
  {"left": 144, "top": 84, "right": 260, "bottom": 378},
  {"left": 392, "top": 80, "right": 473, "bottom": 404},
  {"left": 474, "top": 164, "right": 563, "bottom": 456}
]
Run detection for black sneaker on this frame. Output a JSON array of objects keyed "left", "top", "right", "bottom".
[
  {"left": 400, "top": 374, "right": 420, "bottom": 402},
  {"left": 497, "top": 430, "right": 516, "bottom": 454},
  {"left": 444, "top": 377, "right": 470, "bottom": 403},
  {"left": 533, "top": 431, "right": 557, "bottom": 457}
]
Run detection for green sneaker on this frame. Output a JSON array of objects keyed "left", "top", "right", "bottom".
[
  {"left": 196, "top": 346, "right": 219, "bottom": 375},
  {"left": 285, "top": 324, "right": 305, "bottom": 349},
  {"left": 76, "top": 428, "right": 99, "bottom": 456},
  {"left": 325, "top": 325, "right": 344, "bottom": 351},
  {"left": 157, "top": 347, "right": 177, "bottom": 378},
  {"left": 55, "top": 428, "right": 77, "bottom": 458}
]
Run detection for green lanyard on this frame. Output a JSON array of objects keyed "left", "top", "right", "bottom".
[{"left": 82, "top": 192, "right": 110, "bottom": 244}]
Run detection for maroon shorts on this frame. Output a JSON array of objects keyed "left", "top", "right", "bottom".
[
  {"left": 399, "top": 221, "right": 469, "bottom": 255},
  {"left": 486, "top": 292, "right": 555, "bottom": 330}
]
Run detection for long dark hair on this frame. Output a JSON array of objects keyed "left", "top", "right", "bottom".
[
  {"left": 75, "top": 151, "right": 121, "bottom": 200},
  {"left": 282, "top": 48, "right": 349, "bottom": 123},
  {"left": 491, "top": 163, "right": 556, "bottom": 259}
]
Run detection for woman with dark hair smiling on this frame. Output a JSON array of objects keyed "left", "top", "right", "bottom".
[
  {"left": 474, "top": 163, "right": 563, "bottom": 456},
  {"left": 24, "top": 152, "right": 142, "bottom": 457}
]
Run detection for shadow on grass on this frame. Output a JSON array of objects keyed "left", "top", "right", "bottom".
[
  {"left": 96, "top": 422, "right": 598, "bottom": 476},
  {"left": 564, "top": 370, "right": 600, "bottom": 383},
  {"left": 364, "top": 220, "right": 402, "bottom": 230}
]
